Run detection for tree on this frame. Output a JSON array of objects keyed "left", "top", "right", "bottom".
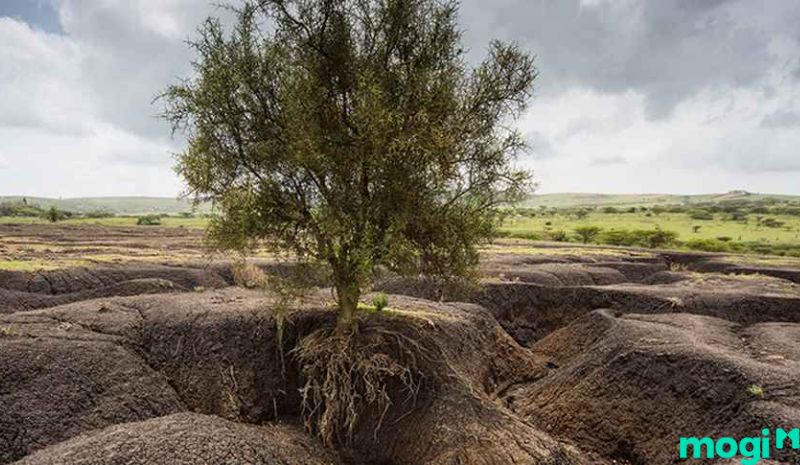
[
  {"left": 46, "top": 206, "right": 61, "bottom": 223},
  {"left": 574, "top": 225, "right": 601, "bottom": 244},
  {"left": 163, "top": 0, "right": 536, "bottom": 330}
]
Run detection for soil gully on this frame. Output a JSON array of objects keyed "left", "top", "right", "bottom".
[{"left": 1, "top": 244, "right": 800, "bottom": 464}]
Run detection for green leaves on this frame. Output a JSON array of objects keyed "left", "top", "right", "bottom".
[{"left": 163, "top": 0, "right": 537, "bottom": 314}]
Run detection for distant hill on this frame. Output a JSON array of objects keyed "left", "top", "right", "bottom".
[
  {"left": 3, "top": 191, "right": 799, "bottom": 215},
  {"left": 0, "top": 197, "right": 211, "bottom": 215},
  {"left": 522, "top": 191, "right": 800, "bottom": 208}
]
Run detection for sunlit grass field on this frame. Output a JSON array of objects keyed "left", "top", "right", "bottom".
[
  {"left": 501, "top": 212, "right": 800, "bottom": 245},
  {"left": 4, "top": 211, "right": 799, "bottom": 246},
  {"left": 0, "top": 216, "right": 208, "bottom": 228}
]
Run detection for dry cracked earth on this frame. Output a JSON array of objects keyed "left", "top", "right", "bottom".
[{"left": 1, "top": 224, "right": 800, "bottom": 464}]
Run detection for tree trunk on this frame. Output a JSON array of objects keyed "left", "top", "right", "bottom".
[{"left": 336, "top": 281, "right": 360, "bottom": 332}]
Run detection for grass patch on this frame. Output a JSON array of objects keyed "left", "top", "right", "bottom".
[
  {"left": 0, "top": 259, "right": 92, "bottom": 271},
  {"left": 0, "top": 215, "right": 208, "bottom": 228},
  {"left": 501, "top": 210, "right": 800, "bottom": 257}
]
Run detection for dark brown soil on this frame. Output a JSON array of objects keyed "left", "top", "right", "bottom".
[
  {"left": 2, "top": 227, "right": 800, "bottom": 464},
  {"left": 2, "top": 289, "right": 596, "bottom": 464},
  {"left": 12, "top": 412, "right": 339, "bottom": 465},
  {"left": 505, "top": 310, "right": 800, "bottom": 465},
  {"left": 0, "top": 314, "right": 184, "bottom": 463}
]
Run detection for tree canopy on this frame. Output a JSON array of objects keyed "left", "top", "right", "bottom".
[{"left": 163, "top": 0, "right": 537, "bottom": 328}]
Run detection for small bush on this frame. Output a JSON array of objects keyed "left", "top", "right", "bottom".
[
  {"left": 574, "top": 225, "right": 602, "bottom": 244},
  {"left": 43, "top": 206, "right": 71, "bottom": 223},
  {"left": 681, "top": 239, "right": 731, "bottom": 253},
  {"left": 549, "top": 230, "right": 569, "bottom": 242},
  {"left": 232, "top": 261, "right": 269, "bottom": 288},
  {"left": 762, "top": 218, "right": 785, "bottom": 228},
  {"left": 136, "top": 215, "right": 162, "bottom": 226},
  {"left": 372, "top": 293, "right": 389, "bottom": 312},
  {"left": 598, "top": 229, "right": 677, "bottom": 249},
  {"left": 84, "top": 210, "right": 115, "bottom": 218},
  {"left": 689, "top": 211, "right": 714, "bottom": 221}
]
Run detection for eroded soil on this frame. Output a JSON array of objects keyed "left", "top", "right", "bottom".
[{"left": 1, "top": 224, "right": 799, "bottom": 464}]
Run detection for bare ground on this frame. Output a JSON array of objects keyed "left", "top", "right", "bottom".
[{"left": 1, "top": 223, "right": 799, "bottom": 464}]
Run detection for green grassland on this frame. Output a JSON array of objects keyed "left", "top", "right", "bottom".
[
  {"left": 501, "top": 206, "right": 800, "bottom": 256},
  {"left": 3, "top": 191, "right": 800, "bottom": 257},
  {"left": 0, "top": 196, "right": 211, "bottom": 215},
  {"left": 523, "top": 191, "right": 800, "bottom": 208},
  {"left": 0, "top": 215, "right": 207, "bottom": 228},
  {"left": 502, "top": 212, "right": 800, "bottom": 244}
]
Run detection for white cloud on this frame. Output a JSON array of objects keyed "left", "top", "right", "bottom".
[
  {"left": 0, "top": 2, "right": 225, "bottom": 197},
  {"left": 0, "top": 0, "right": 798, "bottom": 197},
  {"left": 519, "top": 70, "right": 800, "bottom": 194}
]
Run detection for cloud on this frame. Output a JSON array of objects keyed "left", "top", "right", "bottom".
[
  {"left": 0, "top": 1, "right": 228, "bottom": 197},
  {"left": 0, "top": 0, "right": 798, "bottom": 197},
  {"left": 761, "top": 110, "right": 800, "bottom": 128},
  {"left": 590, "top": 156, "right": 627, "bottom": 166},
  {"left": 460, "top": 0, "right": 800, "bottom": 118}
]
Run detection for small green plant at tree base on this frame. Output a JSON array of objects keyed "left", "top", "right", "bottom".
[
  {"left": 747, "top": 385, "right": 765, "bottom": 397},
  {"left": 372, "top": 293, "right": 389, "bottom": 313}
]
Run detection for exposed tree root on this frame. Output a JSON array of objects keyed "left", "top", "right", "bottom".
[{"left": 294, "top": 323, "right": 427, "bottom": 448}]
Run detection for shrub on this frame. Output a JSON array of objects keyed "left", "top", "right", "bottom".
[
  {"left": 690, "top": 211, "right": 714, "bottom": 221},
  {"left": 136, "top": 215, "right": 162, "bottom": 226},
  {"left": 681, "top": 239, "right": 731, "bottom": 253},
  {"left": 549, "top": 230, "right": 569, "bottom": 242},
  {"left": 574, "top": 225, "right": 602, "bottom": 244},
  {"left": 598, "top": 229, "right": 677, "bottom": 249},
  {"left": 371, "top": 293, "right": 389, "bottom": 312},
  {"left": 0, "top": 201, "right": 44, "bottom": 217},
  {"left": 84, "top": 210, "right": 115, "bottom": 219},
  {"left": 647, "top": 229, "right": 678, "bottom": 249},
  {"left": 231, "top": 261, "right": 269, "bottom": 288},
  {"left": 762, "top": 218, "right": 785, "bottom": 228},
  {"left": 43, "top": 206, "right": 71, "bottom": 223}
]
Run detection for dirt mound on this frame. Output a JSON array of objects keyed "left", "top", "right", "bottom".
[
  {"left": 0, "top": 314, "right": 184, "bottom": 464},
  {"left": 9, "top": 288, "right": 597, "bottom": 465},
  {"left": 482, "top": 249, "right": 667, "bottom": 284},
  {"left": 695, "top": 260, "right": 800, "bottom": 284},
  {"left": 587, "top": 261, "right": 668, "bottom": 282},
  {"left": 474, "top": 273, "right": 800, "bottom": 346},
  {"left": 0, "top": 265, "right": 228, "bottom": 296},
  {"left": 484, "top": 263, "right": 629, "bottom": 286},
  {"left": 0, "top": 278, "right": 186, "bottom": 313},
  {"left": 12, "top": 412, "right": 339, "bottom": 465},
  {"left": 504, "top": 310, "right": 800, "bottom": 465}
]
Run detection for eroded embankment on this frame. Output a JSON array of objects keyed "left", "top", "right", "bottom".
[
  {"left": 1, "top": 289, "right": 600, "bottom": 465},
  {"left": 1, "top": 245, "right": 800, "bottom": 464}
]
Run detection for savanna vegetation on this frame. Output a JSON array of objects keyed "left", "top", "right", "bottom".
[{"left": 503, "top": 195, "right": 800, "bottom": 256}]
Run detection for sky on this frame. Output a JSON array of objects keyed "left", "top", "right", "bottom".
[{"left": 0, "top": 0, "right": 798, "bottom": 198}]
